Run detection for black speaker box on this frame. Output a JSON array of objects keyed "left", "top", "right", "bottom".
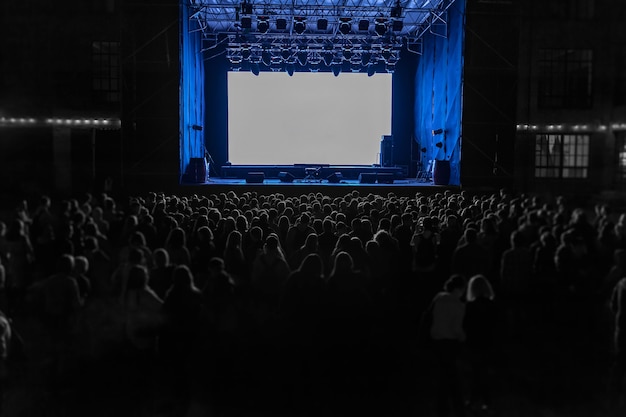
[
  {"left": 358, "top": 173, "right": 377, "bottom": 184},
  {"left": 377, "top": 173, "right": 395, "bottom": 184},
  {"left": 245, "top": 172, "right": 265, "bottom": 184},
  {"left": 278, "top": 172, "right": 295, "bottom": 183},
  {"left": 326, "top": 172, "right": 344, "bottom": 183}
]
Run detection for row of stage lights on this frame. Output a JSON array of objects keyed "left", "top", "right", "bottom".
[
  {"left": 517, "top": 123, "right": 626, "bottom": 132},
  {"left": 0, "top": 117, "right": 121, "bottom": 128},
  {"left": 237, "top": 14, "right": 405, "bottom": 37},
  {"left": 223, "top": 0, "right": 411, "bottom": 74},
  {"left": 227, "top": 40, "right": 403, "bottom": 75}
]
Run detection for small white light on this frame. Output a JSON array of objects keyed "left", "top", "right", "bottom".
[
  {"left": 94, "top": 120, "right": 101, "bottom": 125},
  {"left": 28, "top": 118, "right": 36, "bottom": 123},
  {"left": 531, "top": 125, "right": 538, "bottom": 130},
  {"left": 556, "top": 125, "right": 563, "bottom": 130},
  {"left": 83, "top": 120, "right": 91, "bottom": 125},
  {"left": 581, "top": 125, "right": 588, "bottom": 130},
  {"left": 599, "top": 125, "right": 607, "bottom": 131},
  {"left": 74, "top": 120, "right": 82, "bottom": 125},
  {"left": 18, "top": 118, "right": 26, "bottom": 123},
  {"left": 573, "top": 125, "right": 580, "bottom": 130},
  {"left": 9, "top": 118, "right": 16, "bottom": 123},
  {"left": 103, "top": 120, "right": 110, "bottom": 125},
  {"left": 547, "top": 125, "right": 554, "bottom": 130}
]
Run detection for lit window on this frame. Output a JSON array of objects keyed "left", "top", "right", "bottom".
[{"left": 534, "top": 134, "right": 589, "bottom": 179}]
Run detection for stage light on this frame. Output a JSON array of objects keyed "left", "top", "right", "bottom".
[
  {"left": 276, "top": 18, "right": 287, "bottom": 30},
  {"left": 390, "top": 0, "right": 402, "bottom": 18},
  {"left": 241, "top": 44, "right": 251, "bottom": 60},
  {"left": 392, "top": 19, "right": 403, "bottom": 32},
  {"left": 240, "top": 1, "right": 253, "bottom": 15},
  {"left": 350, "top": 62, "right": 361, "bottom": 72},
  {"left": 432, "top": 128, "right": 444, "bottom": 135},
  {"left": 385, "top": 62, "right": 396, "bottom": 73},
  {"left": 367, "top": 63, "right": 377, "bottom": 77},
  {"left": 240, "top": 17, "right": 252, "bottom": 29},
  {"left": 257, "top": 16, "right": 269, "bottom": 33},
  {"left": 375, "top": 18, "right": 387, "bottom": 36},
  {"left": 297, "top": 50, "right": 308, "bottom": 66},
  {"left": 294, "top": 17, "right": 306, "bottom": 34},
  {"left": 332, "top": 63, "right": 342, "bottom": 77},
  {"left": 435, "top": 141, "right": 443, "bottom": 148},
  {"left": 339, "top": 17, "right": 352, "bottom": 35},
  {"left": 317, "top": 18, "right": 328, "bottom": 30},
  {"left": 342, "top": 46, "right": 353, "bottom": 61},
  {"left": 421, "top": 147, "right": 427, "bottom": 153},
  {"left": 358, "top": 19, "right": 369, "bottom": 31},
  {"left": 323, "top": 51, "right": 333, "bottom": 66},
  {"left": 251, "top": 63, "right": 260, "bottom": 76},
  {"left": 286, "top": 63, "right": 295, "bottom": 76}
]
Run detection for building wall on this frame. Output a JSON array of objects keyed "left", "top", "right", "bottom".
[{"left": 515, "top": 0, "right": 626, "bottom": 194}]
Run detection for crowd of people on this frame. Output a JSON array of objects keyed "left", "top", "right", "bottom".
[{"left": 0, "top": 187, "right": 624, "bottom": 416}]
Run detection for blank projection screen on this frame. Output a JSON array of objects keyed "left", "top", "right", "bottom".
[{"left": 227, "top": 71, "right": 392, "bottom": 166}]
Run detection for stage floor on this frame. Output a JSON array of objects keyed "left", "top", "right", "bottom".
[{"left": 181, "top": 177, "right": 456, "bottom": 198}]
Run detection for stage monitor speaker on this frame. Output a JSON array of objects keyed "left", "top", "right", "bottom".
[
  {"left": 358, "top": 172, "right": 377, "bottom": 184},
  {"left": 245, "top": 172, "right": 265, "bottom": 184},
  {"left": 377, "top": 173, "right": 394, "bottom": 184},
  {"left": 433, "top": 160, "right": 451, "bottom": 185},
  {"left": 326, "top": 172, "right": 343, "bottom": 183},
  {"left": 186, "top": 157, "right": 208, "bottom": 183},
  {"left": 278, "top": 172, "right": 295, "bottom": 183}
]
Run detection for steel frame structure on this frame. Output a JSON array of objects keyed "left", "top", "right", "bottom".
[{"left": 186, "top": 0, "right": 456, "bottom": 72}]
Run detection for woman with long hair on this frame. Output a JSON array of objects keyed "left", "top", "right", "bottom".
[{"left": 464, "top": 274, "right": 498, "bottom": 413}]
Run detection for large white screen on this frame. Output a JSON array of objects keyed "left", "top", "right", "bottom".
[{"left": 227, "top": 71, "right": 392, "bottom": 166}]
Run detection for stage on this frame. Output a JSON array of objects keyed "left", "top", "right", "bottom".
[{"left": 181, "top": 163, "right": 456, "bottom": 197}]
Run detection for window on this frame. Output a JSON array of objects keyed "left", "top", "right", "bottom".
[
  {"left": 534, "top": 134, "right": 589, "bottom": 179},
  {"left": 92, "top": 41, "right": 120, "bottom": 103},
  {"left": 538, "top": 49, "right": 593, "bottom": 109}
]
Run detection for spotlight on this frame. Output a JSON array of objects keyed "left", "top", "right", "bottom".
[
  {"left": 241, "top": 44, "right": 251, "bottom": 60},
  {"left": 432, "top": 129, "right": 444, "bottom": 136},
  {"left": 342, "top": 46, "right": 353, "bottom": 61},
  {"left": 361, "top": 52, "right": 371, "bottom": 66},
  {"left": 367, "top": 64, "right": 376, "bottom": 76},
  {"left": 286, "top": 63, "right": 295, "bottom": 76},
  {"left": 358, "top": 19, "right": 369, "bottom": 31},
  {"left": 339, "top": 17, "right": 351, "bottom": 35},
  {"left": 323, "top": 51, "right": 333, "bottom": 66},
  {"left": 317, "top": 18, "right": 328, "bottom": 30},
  {"left": 276, "top": 18, "right": 287, "bottom": 30},
  {"left": 294, "top": 17, "right": 306, "bottom": 34},
  {"left": 332, "top": 63, "right": 342, "bottom": 77},
  {"left": 297, "top": 50, "right": 308, "bottom": 66},
  {"left": 392, "top": 19, "right": 403, "bottom": 32},
  {"left": 251, "top": 63, "right": 260, "bottom": 76},
  {"left": 240, "top": 1, "right": 253, "bottom": 15},
  {"left": 240, "top": 17, "right": 252, "bottom": 29},
  {"left": 375, "top": 18, "right": 387, "bottom": 36},
  {"left": 435, "top": 141, "right": 443, "bottom": 148},
  {"left": 257, "top": 16, "right": 269, "bottom": 33},
  {"left": 390, "top": 0, "right": 402, "bottom": 18},
  {"left": 421, "top": 147, "right": 427, "bottom": 153}
]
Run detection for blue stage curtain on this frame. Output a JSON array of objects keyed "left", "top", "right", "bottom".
[
  {"left": 179, "top": 0, "right": 205, "bottom": 182},
  {"left": 414, "top": 0, "right": 465, "bottom": 185}
]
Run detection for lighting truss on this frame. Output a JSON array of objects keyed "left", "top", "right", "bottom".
[{"left": 188, "top": 0, "right": 457, "bottom": 73}]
